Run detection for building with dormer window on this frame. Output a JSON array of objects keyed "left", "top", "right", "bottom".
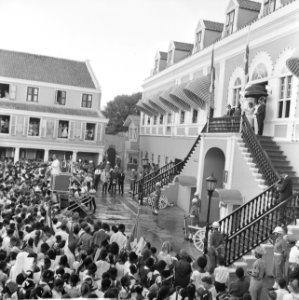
[
  {"left": 0, "top": 49, "right": 108, "bottom": 163},
  {"left": 136, "top": 0, "right": 299, "bottom": 223}
]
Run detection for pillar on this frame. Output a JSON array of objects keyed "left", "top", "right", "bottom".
[
  {"left": 72, "top": 151, "right": 77, "bottom": 162},
  {"left": 14, "top": 147, "right": 20, "bottom": 163},
  {"left": 44, "top": 149, "right": 49, "bottom": 162}
]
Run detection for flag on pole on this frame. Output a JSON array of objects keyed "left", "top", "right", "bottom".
[
  {"left": 209, "top": 47, "right": 215, "bottom": 119},
  {"left": 244, "top": 44, "right": 249, "bottom": 85}
]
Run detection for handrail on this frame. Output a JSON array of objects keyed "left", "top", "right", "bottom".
[
  {"left": 218, "top": 182, "right": 279, "bottom": 236},
  {"left": 224, "top": 192, "right": 299, "bottom": 266},
  {"left": 133, "top": 130, "right": 202, "bottom": 200},
  {"left": 207, "top": 116, "right": 241, "bottom": 133},
  {"left": 241, "top": 113, "right": 279, "bottom": 185}
]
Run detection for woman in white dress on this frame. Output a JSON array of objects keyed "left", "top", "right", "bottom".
[{"left": 245, "top": 101, "right": 255, "bottom": 131}]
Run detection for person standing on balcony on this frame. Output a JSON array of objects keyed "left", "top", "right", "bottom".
[
  {"left": 245, "top": 102, "right": 255, "bottom": 130},
  {"left": 248, "top": 246, "right": 266, "bottom": 300},
  {"left": 255, "top": 97, "right": 266, "bottom": 136},
  {"left": 272, "top": 226, "right": 288, "bottom": 289}
]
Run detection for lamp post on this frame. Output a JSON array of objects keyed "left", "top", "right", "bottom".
[{"left": 204, "top": 174, "right": 217, "bottom": 254}]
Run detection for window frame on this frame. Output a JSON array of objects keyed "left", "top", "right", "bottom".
[
  {"left": 225, "top": 10, "right": 235, "bottom": 35},
  {"left": 84, "top": 122, "right": 96, "bottom": 141},
  {"left": 232, "top": 78, "right": 242, "bottom": 107},
  {"left": 27, "top": 87, "right": 39, "bottom": 102},
  {"left": 195, "top": 31, "right": 202, "bottom": 52},
  {"left": 180, "top": 110, "right": 185, "bottom": 124},
  {"left": 81, "top": 93, "right": 92, "bottom": 108},
  {"left": 192, "top": 109, "right": 198, "bottom": 124},
  {"left": 277, "top": 75, "right": 292, "bottom": 119},
  {"left": 28, "top": 117, "right": 41, "bottom": 137},
  {"left": 57, "top": 120, "right": 70, "bottom": 139},
  {"left": 159, "top": 114, "right": 164, "bottom": 125},
  {"left": 56, "top": 90, "right": 66, "bottom": 105},
  {"left": 0, "top": 115, "right": 10, "bottom": 135}
]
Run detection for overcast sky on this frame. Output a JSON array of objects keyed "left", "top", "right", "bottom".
[{"left": 0, "top": 0, "right": 235, "bottom": 109}]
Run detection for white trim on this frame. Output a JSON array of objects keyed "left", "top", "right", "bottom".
[
  {"left": 0, "top": 76, "right": 100, "bottom": 94},
  {"left": 85, "top": 60, "right": 101, "bottom": 91},
  {"left": 249, "top": 51, "right": 273, "bottom": 81}
]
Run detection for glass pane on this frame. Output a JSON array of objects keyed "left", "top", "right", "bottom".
[
  {"left": 85, "top": 123, "right": 95, "bottom": 140},
  {"left": 287, "top": 76, "right": 292, "bottom": 98},
  {"left": 159, "top": 115, "right": 163, "bottom": 124},
  {"left": 192, "top": 109, "right": 198, "bottom": 123},
  {"left": 285, "top": 100, "right": 290, "bottom": 118},
  {"left": 280, "top": 77, "right": 285, "bottom": 99},
  {"left": 0, "top": 115, "right": 10, "bottom": 133},
  {"left": 278, "top": 101, "right": 283, "bottom": 118}
]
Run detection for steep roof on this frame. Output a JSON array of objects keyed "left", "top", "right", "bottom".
[
  {"left": 0, "top": 100, "right": 101, "bottom": 118},
  {"left": 173, "top": 42, "right": 194, "bottom": 52},
  {"left": 236, "top": 0, "right": 261, "bottom": 11},
  {"left": 159, "top": 52, "right": 168, "bottom": 60},
  {"left": 0, "top": 49, "right": 97, "bottom": 89},
  {"left": 202, "top": 20, "right": 224, "bottom": 32}
]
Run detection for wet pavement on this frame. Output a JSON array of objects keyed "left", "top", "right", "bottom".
[{"left": 93, "top": 183, "right": 200, "bottom": 259}]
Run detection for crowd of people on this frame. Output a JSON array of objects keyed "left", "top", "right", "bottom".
[{"left": 0, "top": 156, "right": 299, "bottom": 300}]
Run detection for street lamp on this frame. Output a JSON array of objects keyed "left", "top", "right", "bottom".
[{"left": 204, "top": 174, "right": 217, "bottom": 254}]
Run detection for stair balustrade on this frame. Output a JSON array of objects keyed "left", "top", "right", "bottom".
[
  {"left": 219, "top": 183, "right": 279, "bottom": 236},
  {"left": 206, "top": 116, "right": 241, "bottom": 133},
  {"left": 241, "top": 113, "right": 279, "bottom": 185},
  {"left": 224, "top": 193, "right": 299, "bottom": 266},
  {"left": 133, "top": 133, "right": 201, "bottom": 201}
]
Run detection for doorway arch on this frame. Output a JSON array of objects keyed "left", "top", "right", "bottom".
[{"left": 200, "top": 147, "right": 225, "bottom": 223}]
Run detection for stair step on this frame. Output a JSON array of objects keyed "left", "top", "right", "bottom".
[
  {"left": 262, "top": 145, "right": 280, "bottom": 151},
  {"left": 257, "top": 136, "right": 273, "bottom": 141},
  {"left": 266, "top": 150, "right": 284, "bottom": 156}
]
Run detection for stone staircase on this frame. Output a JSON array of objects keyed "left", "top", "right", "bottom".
[
  {"left": 257, "top": 136, "right": 299, "bottom": 190},
  {"left": 237, "top": 136, "right": 299, "bottom": 191}
]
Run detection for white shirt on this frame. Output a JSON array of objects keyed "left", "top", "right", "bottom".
[
  {"left": 51, "top": 159, "right": 61, "bottom": 176},
  {"left": 214, "top": 265, "right": 229, "bottom": 284},
  {"left": 110, "top": 231, "right": 127, "bottom": 250},
  {"left": 289, "top": 246, "right": 299, "bottom": 264}
]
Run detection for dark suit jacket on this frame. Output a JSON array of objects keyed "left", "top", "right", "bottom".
[
  {"left": 256, "top": 103, "right": 266, "bottom": 120},
  {"left": 278, "top": 176, "right": 293, "bottom": 201}
]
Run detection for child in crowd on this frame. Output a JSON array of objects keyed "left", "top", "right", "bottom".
[
  {"left": 190, "top": 255, "right": 210, "bottom": 290},
  {"left": 213, "top": 256, "right": 229, "bottom": 293}
]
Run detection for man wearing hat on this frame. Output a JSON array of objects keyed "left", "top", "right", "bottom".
[
  {"left": 207, "top": 222, "right": 224, "bottom": 273},
  {"left": 248, "top": 246, "right": 266, "bottom": 300},
  {"left": 245, "top": 84, "right": 268, "bottom": 136},
  {"left": 272, "top": 226, "right": 288, "bottom": 289}
]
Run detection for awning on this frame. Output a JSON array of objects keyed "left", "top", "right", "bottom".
[
  {"left": 136, "top": 99, "right": 154, "bottom": 116},
  {"left": 170, "top": 82, "right": 199, "bottom": 110},
  {"left": 142, "top": 98, "right": 160, "bottom": 115},
  {"left": 286, "top": 51, "right": 299, "bottom": 77},
  {"left": 212, "top": 189, "right": 243, "bottom": 205},
  {"left": 148, "top": 94, "right": 167, "bottom": 114},
  {"left": 183, "top": 75, "right": 210, "bottom": 109},
  {"left": 168, "top": 85, "right": 191, "bottom": 111},
  {"left": 169, "top": 83, "right": 193, "bottom": 110},
  {"left": 159, "top": 88, "right": 180, "bottom": 112},
  {"left": 244, "top": 84, "right": 267, "bottom": 98}
]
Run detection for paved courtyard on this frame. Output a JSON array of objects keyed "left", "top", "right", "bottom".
[{"left": 93, "top": 183, "right": 200, "bottom": 259}]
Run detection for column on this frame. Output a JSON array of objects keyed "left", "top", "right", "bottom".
[
  {"left": 44, "top": 149, "right": 49, "bottom": 162},
  {"left": 14, "top": 147, "right": 20, "bottom": 163},
  {"left": 72, "top": 151, "right": 77, "bottom": 162},
  {"left": 98, "top": 152, "right": 103, "bottom": 165}
]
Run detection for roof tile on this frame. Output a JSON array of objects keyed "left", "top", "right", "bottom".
[
  {"left": 0, "top": 49, "right": 96, "bottom": 89},
  {"left": 237, "top": 0, "right": 261, "bottom": 11},
  {"left": 173, "top": 41, "right": 194, "bottom": 52},
  {"left": 202, "top": 20, "right": 224, "bottom": 32}
]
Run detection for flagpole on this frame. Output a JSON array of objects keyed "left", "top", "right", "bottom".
[{"left": 208, "top": 46, "right": 215, "bottom": 131}]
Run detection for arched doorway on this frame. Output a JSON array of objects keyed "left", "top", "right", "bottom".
[
  {"left": 199, "top": 147, "right": 225, "bottom": 223},
  {"left": 107, "top": 146, "right": 116, "bottom": 167}
]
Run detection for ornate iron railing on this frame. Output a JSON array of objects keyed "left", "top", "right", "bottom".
[
  {"left": 133, "top": 133, "right": 202, "bottom": 201},
  {"left": 218, "top": 183, "right": 279, "bottom": 236},
  {"left": 224, "top": 193, "right": 299, "bottom": 266},
  {"left": 206, "top": 116, "right": 241, "bottom": 133},
  {"left": 241, "top": 113, "right": 279, "bottom": 185}
]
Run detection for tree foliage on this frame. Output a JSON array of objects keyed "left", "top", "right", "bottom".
[{"left": 103, "top": 92, "right": 141, "bottom": 134}]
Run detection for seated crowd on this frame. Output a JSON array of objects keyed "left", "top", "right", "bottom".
[{"left": 0, "top": 158, "right": 299, "bottom": 300}]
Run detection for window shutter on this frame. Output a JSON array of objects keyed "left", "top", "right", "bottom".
[
  {"left": 10, "top": 85, "right": 17, "bottom": 100},
  {"left": 40, "top": 119, "right": 47, "bottom": 138},
  {"left": 97, "top": 124, "right": 102, "bottom": 142},
  {"left": 53, "top": 120, "right": 58, "bottom": 138},
  {"left": 80, "top": 122, "right": 86, "bottom": 140},
  {"left": 69, "top": 121, "right": 75, "bottom": 140},
  {"left": 10, "top": 116, "right": 17, "bottom": 135},
  {"left": 22, "top": 117, "right": 28, "bottom": 136}
]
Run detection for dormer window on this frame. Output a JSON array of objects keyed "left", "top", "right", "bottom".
[
  {"left": 168, "top": 50, "right": 173, "bottom": 65},
  {"left": 264, "top": 0, "right": 276, "bottom": 15},
  {"left": 225, "top": 10, "right": 235, "bottom": 36},
  {"left": 195, "top": 31, "right": 202, "bottom": 52}
]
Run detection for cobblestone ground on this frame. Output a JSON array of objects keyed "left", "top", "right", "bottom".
[{"left": 93, "top": 182, "right": 273, "bottom": 297}]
